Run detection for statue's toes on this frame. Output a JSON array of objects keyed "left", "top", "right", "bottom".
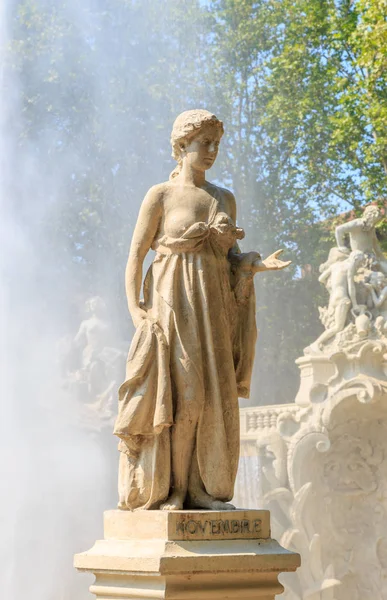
[
  {"left": 160, "top": 502, "right": 180, "bottom": 511},
  {"left": 160, "top": 494, "right": 184, "bottom": 511},
  {"left": 211, "top": 500, "right": 235, "bottom": 510}
]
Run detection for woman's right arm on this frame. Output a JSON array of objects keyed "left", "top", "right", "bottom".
[{"left": 126, "top": 185, "right": 163, "bottom": 327}]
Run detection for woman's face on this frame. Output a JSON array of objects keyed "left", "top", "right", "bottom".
[{"left": 182, "top": 124, "right": 222, "bottom": 172}]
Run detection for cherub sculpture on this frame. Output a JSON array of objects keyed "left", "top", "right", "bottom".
[
  {"left": 335, "top": 205, "right": 387, "bottom": 273},
  {"left": 365, "top": 271, "right": 387, "bottom": 323},
  {"left": 307, "top": 205, "right": 386, "bottom": 354},
  {"left": 313, "top": 250, "right": 365, "bottom": 350}
]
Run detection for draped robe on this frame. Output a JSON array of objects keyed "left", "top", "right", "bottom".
[{"left": 114, "top": 198, "right": 257, "bottom": 509}]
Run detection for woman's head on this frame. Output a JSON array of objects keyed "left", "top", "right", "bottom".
[{"left": 170, "top": 109, "right": 224, "bottom": 179}]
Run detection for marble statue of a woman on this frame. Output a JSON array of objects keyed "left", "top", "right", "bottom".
[{"left": 114, "top": 109, "right": 290, "bottom": 511}]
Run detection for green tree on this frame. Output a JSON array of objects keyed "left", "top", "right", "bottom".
[
  {"left": 7, "top": 0, "right": 209, "bottom": 331},
  {"left": 7, "top": 0, "right": 386, "bottom": 405},
  {"left": 199, "top": 0, "right": 387, "bottom": 403}
]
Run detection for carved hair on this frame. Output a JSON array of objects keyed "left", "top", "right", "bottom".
[
  {"left": 349, "top": 249, "right": 365, "bottom": 265},
  {"left": 363, "top": 204, "right": 382, "bottom": 227},
  {"left": 169, "top": 109, "right": 224, "bottom": 180}
]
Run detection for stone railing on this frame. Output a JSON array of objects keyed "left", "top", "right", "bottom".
[{"left": 240, "top": 403, "right": 301, "bottom": 439}]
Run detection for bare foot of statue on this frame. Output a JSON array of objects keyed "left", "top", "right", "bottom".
[
  {"left": 188, "top": 489, "right": 235, "bottom": 510},
  {"left": 160, "top": 491, "right": 184, "bottom": 511}
]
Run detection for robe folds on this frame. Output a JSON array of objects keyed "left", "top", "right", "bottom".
[{"left": 114, "top": 199, "right": 257, "bottom": 510}]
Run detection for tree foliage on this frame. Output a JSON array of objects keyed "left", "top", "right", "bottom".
[
  {"left": 6, "top": 0, "right": 387, "bottom": 404},
  {"left": 202, "top": 0, "right": 387, "bottom": 401}
]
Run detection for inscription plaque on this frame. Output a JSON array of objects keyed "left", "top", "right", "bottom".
[
  {"left": 104, "top": 509, "right": 271, "bottom": 541},
  {"left": 176, "top": 518, "right": 262, "bottom": 536},
  {"left": 168, "top": 510, "right": 270, "bottom": 541}
]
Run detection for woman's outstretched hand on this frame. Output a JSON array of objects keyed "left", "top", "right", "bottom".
[
  {"left": 232, "top": 249, "right": 291, "bottom": 273},
  {"left": 259, "top": 249, "right": 292, "bottom": 272}
]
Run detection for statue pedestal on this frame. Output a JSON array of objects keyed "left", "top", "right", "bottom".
[{"left": 74, "top": 509, "right": 300, "bottom": 599}]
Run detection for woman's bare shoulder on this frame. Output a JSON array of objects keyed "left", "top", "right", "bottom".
[
  {"left": 141, "top": 181, "right": 171, "bottom": 211},
  {"left": 145, "top": 181, "right": 171, "bottom": 198},
  {"left": 207, "top": 182, "right": 236, "bottom": 216}
]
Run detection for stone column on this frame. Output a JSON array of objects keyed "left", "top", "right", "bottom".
[{"left": 74, "top": 509, "right": 300, "bottom": 600}]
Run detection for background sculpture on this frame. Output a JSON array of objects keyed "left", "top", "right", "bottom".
[
  {"left": 313, "top": 250, "right": 365, "bottom": 350},
  {"left": 60, "top": 296, "right": 126, "bottom": 432},
  {"left": 335, "top": 205, "right": 387, "bottom": 274},
  {"left": 236, "top": 204, "right": 387, "bottom": 600},
  {"left": 114, "top": 109, "right": 290, "bottom": 511},
  {"left": 306, "top": 205, "right": 387, "bottom": 355}
]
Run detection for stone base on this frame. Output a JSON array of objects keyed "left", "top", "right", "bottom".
[{"left": 74, "top": 509, "right": 300, "bottom": 599}]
